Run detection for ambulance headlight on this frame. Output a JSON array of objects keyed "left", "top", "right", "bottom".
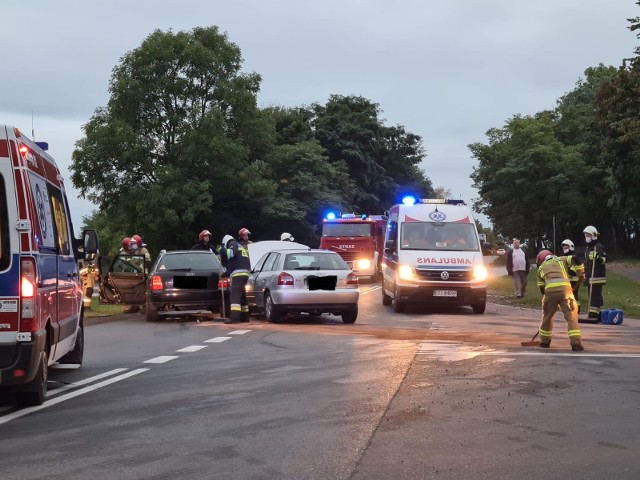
[
  {"left": 473, "top": 264, "right": 488, "bottom": 281},
  {"left": 398, "top": 265, "right": 415, "bottom": 281},
  {"left": 357, "top": 259, "right": 371, "bottom": 270}
]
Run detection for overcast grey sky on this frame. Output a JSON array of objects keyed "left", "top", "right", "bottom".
[{"left": 2, "top": 1, "right": 637, "bottom": 229}]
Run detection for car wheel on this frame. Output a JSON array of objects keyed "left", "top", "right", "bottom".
[
  {"left": 472, "top": 302, "right": 486, "bottom": 314},
  {"left": 146, "top": 301, "right": 159, "bottom": 322},
  {"left": 58, "top": 317, "right": 84, "bottom": 364},
  {"left": 15, "top": 350, "right": 48, "bottom": 407},
  {"left": 265, "top": 293, "right": 281, "bottom": 323},
  {"left": 393, "top": 284, "right": 405, "bottom": 313},
  {"left": 341, "top": 306, "right": 358, "bottom": 324}
]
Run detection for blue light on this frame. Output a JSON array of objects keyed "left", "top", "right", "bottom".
[
  {"left": 402, "top": 195, "right": 416, "bottom": 206},
  {"left": 325, "top": 211, "right": 337, "bottom": 220}
]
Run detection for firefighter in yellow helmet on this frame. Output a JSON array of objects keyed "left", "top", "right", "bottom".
[
  {"left": 583, "top": 225, "right": 606, "bottom": 320},
  {"left": 535, "top": 249, "right": 585, "bottom": 351}
]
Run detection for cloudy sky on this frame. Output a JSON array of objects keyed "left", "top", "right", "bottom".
[{"left": 2, "top": 1, "right": 637, "bottom": 229}]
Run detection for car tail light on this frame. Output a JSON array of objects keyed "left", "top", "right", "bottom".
[
  {"left": 277, "top": 272, "right": 294, "bottom": 286},
  {"left": 150, "top": 275, "right": 164, "bottom": 291},
  {"left": 218, "top": 278, "right": 229, "bottom": 289},
  {"left": 20, "top": 258, "right": 36, "bottom": 328},
  {"left": 346, "top": 272, "right": 359, "bottom": 286}
]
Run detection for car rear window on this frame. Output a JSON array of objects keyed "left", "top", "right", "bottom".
[
  {"left": 0, "top": 175, "right": 9, "bottom": 271},
  {"left": 284, "top": 252, "right": 348, "bottom": 270},
  {"left": 157, "top": 252, "right": 221, "bottom": 271}
]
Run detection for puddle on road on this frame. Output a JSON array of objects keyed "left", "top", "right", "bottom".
[{"left": 417, "top": 341, "right": 499, "bottom": 362}]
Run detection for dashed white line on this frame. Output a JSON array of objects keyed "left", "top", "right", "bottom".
[
  {"left": 143, "top": 355, "right": 179, "bottom": 364},
  {"left": 176, "top": 345, "right": 208, "bottom": 353},
  {"left": 47, "top": 368, "right": 129, "bottom": 397},
  {"left": 205, "top": 337, "right": 232, "bottom": 343},
  {"left": 0, "top": 368, "right": 149, "bottom": 426},
  {"left": 228, "top": 330, "right": 250, "bottom": 335}
]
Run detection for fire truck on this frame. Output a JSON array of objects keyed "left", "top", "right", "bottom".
[{"left": 319, "top": 213, "right": 388, "bottom": 281}]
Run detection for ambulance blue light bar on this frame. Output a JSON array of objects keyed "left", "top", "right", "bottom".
[
  {"left": 418, "top": 199, "right": 466, "bottom": 205},
  {"left": 402, "top": 196, "right": 417, "bottom": 206},
  {"left": 325, "top": 212, "right": 337, "bottom": 220}
]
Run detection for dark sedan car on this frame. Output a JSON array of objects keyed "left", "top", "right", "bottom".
[{"left": 98, "top": 250, "right": 229, "bottom": 322}]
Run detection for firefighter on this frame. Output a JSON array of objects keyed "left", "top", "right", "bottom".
[
  {"left": 583, "top": 225, "right": 606, "bottom": 320},
  {"left": 280, "top": 232, "right": 294, "bottom": 242},
  {"left": 535, "top": 249, "right": 585, "bottom": 351},
  {"left": 119, "top": 237, "right": 131, "bottom": 254},
  {"left": 192, "top": 230, "right": 214, "bottom": 252},
  {"left": 238, "top": 227, "right": 252, "bottom": 248},
  {"left": 131, "top": 234, "right": 151, "bottom": 264},
  {"left": 561, "top": 239, "right": 584, "bottom": 311},
  {"left": 220, "top": 234, "right": 251, "bottom": 324}
]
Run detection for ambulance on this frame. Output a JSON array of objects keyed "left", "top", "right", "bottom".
[
  {"left": 0, "top": 125, "right": 98, "bottom": 406},
  {"left": 381, "top": 198, "right": 487, "bottom": 314}
]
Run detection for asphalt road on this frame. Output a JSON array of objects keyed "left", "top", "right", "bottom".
[{"left": 1, "top": 284, "right": 639, "bottom": 480}]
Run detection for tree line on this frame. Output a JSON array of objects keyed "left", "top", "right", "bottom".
[
  {"left": 71, "top": 26, "right": 432, "bottom": 255},
  {"left": 470, "top": 3, "right": 640, "bottom": 257}
]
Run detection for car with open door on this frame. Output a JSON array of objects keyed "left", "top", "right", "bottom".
[
  {"left": 98, "top": 250, "right": 229, "bottom": 322},
  {"left": 246, "top": 249, "right": 360, "bottom": 323}
]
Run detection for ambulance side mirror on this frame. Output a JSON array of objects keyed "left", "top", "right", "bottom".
[
  {"left": 384, "top": 240, "right": 396, "bottom": 253},
  {"left": 82, "top": 229, "right": 99, "bottom": 261}
]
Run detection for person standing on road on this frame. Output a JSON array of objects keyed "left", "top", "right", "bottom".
[
  {"left": 583, "top": 226, "right": 607, "bottom": 321},
  {"left": 192, "top": 230, "right": 215, "bottom": 252},
  {"left": 119, "top": 237, "right": 131, "bottom": 254},
  {"left": 506, "top": 238, "right": 530, "bottom": 298},
  {"left": 561, "top": 239, "right": 584, "bottom": 311},
  {"left": 238, "top": 227, "right": 252, "bottom": 248},
  {"left": 220, "top": 234, "right": 251, "bottom": 324},
  {"left": 535, "top": 249, "right": 585, "bottom": 351}
]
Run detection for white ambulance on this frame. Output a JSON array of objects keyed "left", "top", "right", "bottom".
[
  {"left": 0, "top": 125, "right": 98, "bottom": 406},
  {"left": 381, "top": 198, "right": 488, "bottom": 314}
]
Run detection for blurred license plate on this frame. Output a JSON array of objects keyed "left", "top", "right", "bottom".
[{"left": 433, "top": 290, "right": 457, "bottom": 297}]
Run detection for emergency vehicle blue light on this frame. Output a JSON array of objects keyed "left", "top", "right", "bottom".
[
  {"left": 35, "top": 141, "right": 49, "bottom": 151},
  {"left": 402, "top": 196, "right": 416, "bottom": 206},
  {"left": 361, "top": 214, "right": 367, "bottom": 219},
  {"left": 325, "top": 212, "right": 337, "bottom": 220}
]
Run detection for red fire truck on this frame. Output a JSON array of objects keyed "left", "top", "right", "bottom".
[{"left": 319, "top": 213, "right": 387, "bottom": 281}]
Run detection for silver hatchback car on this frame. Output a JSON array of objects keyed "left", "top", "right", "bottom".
[{"left": 246, "top": 249, "right": 360, "bottom": 323}]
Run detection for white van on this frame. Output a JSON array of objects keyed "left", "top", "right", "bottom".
[
  {"left": 0, "top": 125, "right": 98, "bottom": 406},
  {"left": 381, "top": 198, "right": 488, "bottom": 314}
]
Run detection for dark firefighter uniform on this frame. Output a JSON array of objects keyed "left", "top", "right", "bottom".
[
  {"left": 584, "top": 242, "right": 606, "bottom": 320},
  {"left": 536, "top": 255, "right": 585, "bottom": 350},
  {"left": 567, "top": 255, "right": 585, "bottom": 311},
  {"left": 220, "top": 237, "right": 251, "bottom": 323}
]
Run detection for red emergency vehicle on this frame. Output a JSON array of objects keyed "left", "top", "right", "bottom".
[{"left": 319, "top": 213, "right": 387, "bottom": 281}]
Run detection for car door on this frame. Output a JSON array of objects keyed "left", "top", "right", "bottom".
[
  {"left": 98, "top": 254, "right": 147, "bottom": 305},
  {"left": 253, "top": 252, "right": 280, "bottom": 307}
]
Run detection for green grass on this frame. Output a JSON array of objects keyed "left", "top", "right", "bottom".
[
  {"left": 85, "top": 296, "right": 125, "bottom": 318},
  {"left": 488, "top": 267, "right": 640, "bottom": 319}
]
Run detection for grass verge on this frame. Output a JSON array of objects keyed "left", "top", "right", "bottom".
[
  {"left": 488, "top": 267, "right": 640, "bottom": 319},
  {"left": 85, "top": 296, "right": 125, "bottom": 318}
]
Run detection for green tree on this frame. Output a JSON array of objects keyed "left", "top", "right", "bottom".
[
  {"left": 470, "top": 113, "right": 582, "bottom": 250},
  {"left": 71, "top": 26, "right": 271, "bottom": 250}
]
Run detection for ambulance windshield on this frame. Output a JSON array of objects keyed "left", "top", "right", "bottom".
[{"left": 400, "top": 222, "right": 479, "bottom": 251}]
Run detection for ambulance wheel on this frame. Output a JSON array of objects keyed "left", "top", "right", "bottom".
[
  {"left": 393, "top": 285, "right": 405, "bottom": 313},
  {"left": 59, "top": 318, "right": 84, "bottom": 364},
  {"left": 146, "top": 301, "right": 158, "bottom": 322},
  {"left": 265, "top": 293, "right": 281, "bottom": 323},
  {"left": 16, "top": 350, "right": 48, "bottom": 407},
  {"left": 382, "top": 287, "right": 392, "bottom": 306},
  {"left": 472, "top": 302, "right": 486, "bottom": 314}
]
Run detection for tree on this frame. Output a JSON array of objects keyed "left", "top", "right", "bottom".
[
  {"left": 71, "top": 26, "right": 271, "bottom": 250},
  {"left": 470, "top": 113, "right": 582, "bottom": 250}
]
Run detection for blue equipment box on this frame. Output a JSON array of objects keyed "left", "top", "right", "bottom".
[{"left": 601, "top": 309, "right": 624, "bottom": 325}]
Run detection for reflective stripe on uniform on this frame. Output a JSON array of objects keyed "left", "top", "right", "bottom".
[
  {"left": 568, "top": 329, "right": 581, "bottom": 337},
  {"left": 539, "top": 328, "right": 552, "bottom": 337}
]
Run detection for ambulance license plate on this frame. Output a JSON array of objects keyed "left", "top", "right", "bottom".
[{"left": 433, "top": 290, "right": 457, "bottom": 297}]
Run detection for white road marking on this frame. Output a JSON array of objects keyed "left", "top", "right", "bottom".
[
  {"left": 360, "top": 285, "right": 380, "bottom": 295},
  {"left": 143, "top": 355, "right": 179, "bottom": 364},
  {"left": 47, "top": 368, "right": 129, "bottom": 397},
  {"left": 205, "top": 337, "right": 232, "bottom": 343},
  {"left": 176, "top": 345, "right": 207, "bottom": 353},
  {"left": 0, "top": 369, "right": 149, "bottom": 426},
  {"left": 229, "top": 330, "right": 250, "bottom": 335},
  {"left": 418, "top": 341, "right": 640, "bottom": 361}
]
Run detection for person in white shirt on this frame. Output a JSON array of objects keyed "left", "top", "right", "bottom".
[{"left": 506, "top": 238, "right": 530, "bottom": 298}]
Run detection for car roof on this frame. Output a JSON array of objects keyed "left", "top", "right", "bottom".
[{"left": 268, "top": 249, "right": 336, "bottom": 254}]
